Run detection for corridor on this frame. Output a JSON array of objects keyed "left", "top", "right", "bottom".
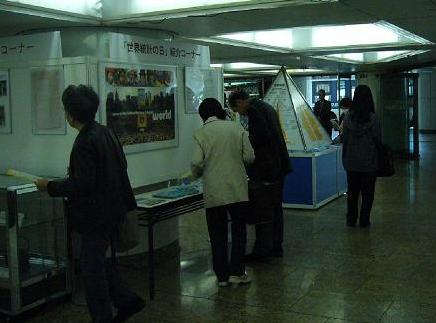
[{"left": 22, "top": 135, "right": 436, "bottom": 323}]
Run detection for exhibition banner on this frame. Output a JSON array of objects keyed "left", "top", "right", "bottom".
[
  {"left": 0, "top": 32, "right": 62, "bottom": 62},
  {"left": 264, "top": 68, "right": 331, "bottom": 151},
  {"left": 264, "top": 71, "right": 304, "bottom": 150},
  {"left": 101, "top": 63, "right": 178, "bottom": 153},
  {"left": 109, "top": 33, "right": 210, "bottom": 67},
  {"left": 286, "top": 71, "right": 332, "bottom": 150}
]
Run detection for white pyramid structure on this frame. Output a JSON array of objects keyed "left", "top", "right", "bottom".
[{"left": 263, "top": 67, "right": 332, "bottom": 152}]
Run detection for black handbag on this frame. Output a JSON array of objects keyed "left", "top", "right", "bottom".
[{"left": 375, "top": 141, "right": 395, "bottom": 177}]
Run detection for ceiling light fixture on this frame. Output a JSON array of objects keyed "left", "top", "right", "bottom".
[
  {"left": 2, "top": 0, "right": 102, "bottom": 18},
  {"left": 204, "top": 20, "right": 433, "bottom": 64},
  {"left": 317, "top": 49, "right": 430, "bottom": 64},
  {"left": 104, "top": 0, "right": 338, "bottom": 22}
]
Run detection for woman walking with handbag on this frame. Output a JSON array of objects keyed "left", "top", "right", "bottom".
[
  {"left": 342, "top": 85, "right": 381, "bottom": 228},
  {"left": 191, "top": 98, "right": 254, "bottom": 286}
]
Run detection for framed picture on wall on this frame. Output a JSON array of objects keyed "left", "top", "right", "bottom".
[
  {"left": 0, "top": 70, "right": 12, "bottom": 134},
  {"left": 185, "top": 67, "right": 223, "bottom": 114},
  {"left": 99, "top": 62, "right": 178, "bottom": 154},
  {"left": 185, "top": 67, "right": 204, "bottom": 114},
  {"left": 30, "top": 66, "right": 66, "bottom": 135}
]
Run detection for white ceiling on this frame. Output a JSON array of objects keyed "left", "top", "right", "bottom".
[{"left": 1, "top": 0, "right": 436, "bottom": 74}]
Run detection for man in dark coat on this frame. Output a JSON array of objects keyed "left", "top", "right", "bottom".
[
  {"left": 229, "top": 90, "right": 292, "bottom": 259},
  {"left": 314, "top": 89, "right": 335, "bottom": 138},
  {"left": 35, "top": 85, "right": 144, "bottom": 323}
]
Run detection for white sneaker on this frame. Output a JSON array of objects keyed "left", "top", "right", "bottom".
[
  {"left": 229, "top": 273, "right": 251, "bottom": 284},
  {"left": 217, "top": 281, "right": 230, "bottom": 287}
]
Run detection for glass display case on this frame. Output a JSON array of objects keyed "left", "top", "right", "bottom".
[{"left": 0, "top": 175, "right": 71, "bottom": 317}]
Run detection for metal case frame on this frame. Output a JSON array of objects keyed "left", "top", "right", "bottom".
[{"left": 0, "top": 177, "right": 71, "bottom": 316}]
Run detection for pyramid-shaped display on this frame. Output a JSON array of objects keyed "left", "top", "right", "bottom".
[{"left": 264, "top": 67, "right": 332, "bottom": 151}]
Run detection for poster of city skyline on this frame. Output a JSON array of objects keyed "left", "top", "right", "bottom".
[{"left": 101, "top": 64, "right": 178, "bottom": 153}]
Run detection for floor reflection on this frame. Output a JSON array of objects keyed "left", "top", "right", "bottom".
[{"left": 15, "top": 135, "right": 436, "bottom": 323}]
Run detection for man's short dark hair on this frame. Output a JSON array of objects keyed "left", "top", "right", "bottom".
[
  {"left": 318, "top": 89, "right": 326, "bottom": 95},
  {"left": 228, "top": 89, "right": 249, "bottom": 108},
  {"left": 62, "top": 85, "right": 99, "bottom": 123}
]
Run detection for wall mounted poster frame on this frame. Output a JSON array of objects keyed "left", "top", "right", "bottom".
[
  {"left": 99, "top": 62, "right": 178, "bottom": 154},
  {"left": 185, "top": 67, "right": 223, "bottom": 114},
  {"left": 30, "top": 66, "right": 66, "bottom": 135},
  {"left": 0, "top": 70, "right": 11, "bottom": 134},
  {"left": 185, "top": 67, "right": 204, "bottom": 114},
  {"left": 203, "top": 68, "right": 223, "bottom": 105}
]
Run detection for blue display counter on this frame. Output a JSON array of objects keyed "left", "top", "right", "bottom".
[{"left": 283, "top": 145, "right": 347, "bottom": 209}]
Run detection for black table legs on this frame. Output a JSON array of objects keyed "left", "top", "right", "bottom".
[{"left": 148, "top": 221, "right": 155, "bottom": 300}]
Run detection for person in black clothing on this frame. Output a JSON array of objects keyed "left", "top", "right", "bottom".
[
  {"left": 332, "top": 97, "right": 353, "bottom": 143},
  {"left": 314, "top": 89, "right": 336, "bottom": 138},
  {"left": 35, "top": 85, "right": 144, "bottom": 323},
  {"left": 342, "top": 85, "right": 381, "bottom": 227},
  {"left": 228, "top": 90, "right": 292, "bottom": 259}
]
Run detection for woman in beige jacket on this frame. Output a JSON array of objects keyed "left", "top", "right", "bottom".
[{"left": 191, "top": 98, "right": 254, "bottom": 286}]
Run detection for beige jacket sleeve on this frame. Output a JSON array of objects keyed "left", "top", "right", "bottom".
[
  {"left": 191, "top": 135, "right": 205, "bottom": 178},
  {"left": 242, "top": 130, "right": 255, "bottom": 165}
]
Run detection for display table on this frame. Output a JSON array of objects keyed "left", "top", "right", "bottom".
[
  {"left": 135, "top": 184, "right": 203, "bottom": 300},
  {"left": 283, "top": 145, "right": 346, "bottom": 209}
]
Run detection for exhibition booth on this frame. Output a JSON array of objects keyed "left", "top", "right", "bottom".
[{"left": 264, "top": 68, "right": 347, "bottom": 209}]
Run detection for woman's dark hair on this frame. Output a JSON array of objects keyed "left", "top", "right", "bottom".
[
  {"left": 339, "top": 97, "right": 352, "bottom": 109},
  {"left": 62, "top": 85, "right": 99, "bottom": 123},
  {"left": 228, "top": 89, "right": 249, "bottom": 109},
  {"left": 351, "top": 85, "right": 375, "bottom": 123},
  {"left": 198, "top": 98, "right": 226, "bottom": 122}
]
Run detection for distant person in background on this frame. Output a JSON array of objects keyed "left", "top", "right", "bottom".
[
  {"left": 333, "top": 97, "right": 353, "bottom": 143},
  {"left": 339, "top": 97, "right": 353, "bottom": 126},
  {"left": 342, "top": 85, "right": 381, "bottom": 228},
  {"left": 191, "top": 98, "right": 254, "bottom": 286},
  {"left": 314, "top": 89, "right": 336, "bottom": 138},
  {"left": 228, "top": 90, "right": 292, "bottom": 260}
]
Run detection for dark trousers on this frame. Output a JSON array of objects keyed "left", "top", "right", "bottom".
[
  {"left": 206, "top": 202, "right": 247, "bottom": 282},
  {"left": 346, "top": 171, "right": 377, "bottom": 226},
  {"left": 80, "top": 234, "right": 140, "bottom": 323},
  {"left": 252, "top": 179, "right": 284, "bottom": 254},
  {"left": 272, "top": 200, "right": 284, "bottom": 250}
]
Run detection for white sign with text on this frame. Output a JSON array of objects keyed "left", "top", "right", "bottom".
[
  {"left": 0, "top": 32, "right": 62, "bottom": 62},
  {"left": 109, "top": 33, "right": 210, "bottom": 67}
]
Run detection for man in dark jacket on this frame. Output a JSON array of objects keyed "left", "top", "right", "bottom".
[
  {"left": 35, "top": 85, "right": 144, "bottom": 323},
  {"left": 229, "top": 90, "right": 292, "bottom": 259},
  {"left": 314, "top": 89, "right": 335, "bottom": 138}
]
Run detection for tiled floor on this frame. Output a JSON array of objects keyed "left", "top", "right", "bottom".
[{"left": 8, "top": 135, "right": 436, "bottom": 322}]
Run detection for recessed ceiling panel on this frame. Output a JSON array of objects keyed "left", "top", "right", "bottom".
[
  {"left": 213, "top": 21, "right": 431, "bottom": 51},
  {"left": 103, "top": 0, "right": 338, "bottom": 20},
  {"left": 318, "top": 49, "right": 430, "bottom": 64},
  {"left": 207, "top": 20, "right": 433, "bottom": 63}
]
